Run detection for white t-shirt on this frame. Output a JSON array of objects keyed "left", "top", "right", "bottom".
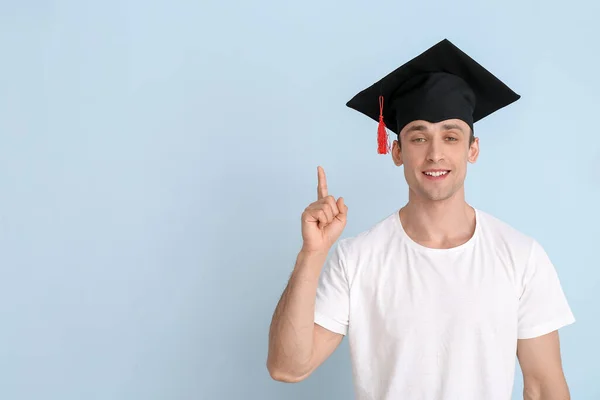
[{"left": 314, "top": 208, "right": 575, "bottom": 400}]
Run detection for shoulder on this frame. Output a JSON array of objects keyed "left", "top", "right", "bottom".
[
  {"left": 477, "top": 209, "right": 535, "bottom": 244},
  {"left": 475, "top": 208, "right": 541, "bottom": 266},
  {"left": 336, "top": 209, "right": 400, "bottom": 259}
]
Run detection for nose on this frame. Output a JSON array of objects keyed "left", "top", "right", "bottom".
[{"left": 426, "top": 138, "right": 445, "bottom": 163}]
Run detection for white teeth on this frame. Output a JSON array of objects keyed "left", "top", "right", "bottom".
[{"left": 425, "top": 171, "right": 448, "bottom": 177}]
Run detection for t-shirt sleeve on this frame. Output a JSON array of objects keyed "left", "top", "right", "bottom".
[
  {"left": 517, "top": 239, "right": 576, "bottom": 339},
  {"left": 314, "top": 241, "right": 350, "bottom": 335}
]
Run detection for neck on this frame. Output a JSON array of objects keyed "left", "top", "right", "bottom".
[{"left": 399, "top": 189, "right": 476, "bottom": 249}]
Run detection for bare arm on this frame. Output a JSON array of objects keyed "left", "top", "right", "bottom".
[
  {"left": 517, "top": 330, "right": 571, "bottom": 400},
  {"left": 267, "top": 166, "right": 348, "bottom": 383},
  {"left": 266, "top": 250, "right": 344, "bottom": 382}
]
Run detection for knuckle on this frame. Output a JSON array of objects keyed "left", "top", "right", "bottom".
[{"left": 327, "top": 198, "right": 338, "bottom": 212}]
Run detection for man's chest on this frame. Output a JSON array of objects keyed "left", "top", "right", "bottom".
[
  {"left": 349, "top": 251, "right": 520, "bottom": 339},
  {"left": 344, "top": 244, "right": 523, "bottom": 400}
]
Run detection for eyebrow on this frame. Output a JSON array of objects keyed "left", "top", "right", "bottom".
[
  {"left": 403, "top": 123, "right": 466, "bottom": 134},
  {"left": 441, "top": 123, "right": 466, "bottom": 133},
  {"left": 404, "top": 124, "right": 428, "bottom": 133}
]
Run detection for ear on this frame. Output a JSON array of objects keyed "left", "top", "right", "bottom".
[
  {"left": 392, "top": 137, "right": 403, "bottom": 166},
  {"left": 468, "top": 136, "right": 480, "bottom": 163}
]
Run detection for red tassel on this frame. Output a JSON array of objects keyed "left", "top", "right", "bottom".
[{"left": 377, "top": 95, "right": 389, "bottom": 154}]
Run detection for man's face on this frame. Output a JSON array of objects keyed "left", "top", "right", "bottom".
[{"left": 391, "top": 119, "right": 479, "bottom": 202}]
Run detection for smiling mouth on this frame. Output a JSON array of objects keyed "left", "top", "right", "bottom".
[{"left": 423, "top": 170, "right": 450, "bottom": 177}]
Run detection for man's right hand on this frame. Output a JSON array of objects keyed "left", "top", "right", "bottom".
[
  {"left": 268, "top": 166, "right": 347, "bottom": 382},
  {"left": 300, "top": 166, "right": 348, "bottom": 255}
]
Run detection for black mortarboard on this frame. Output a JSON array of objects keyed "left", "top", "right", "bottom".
[{"left": 346, "top": 39, "right": 521, "bottom": 154}]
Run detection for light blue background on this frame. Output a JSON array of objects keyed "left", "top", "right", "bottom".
[{"left": 0, "top": 0, "right": 598, "bottom": 399}]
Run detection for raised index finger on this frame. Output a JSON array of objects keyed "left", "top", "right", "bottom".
[{"left": 317, "top": 166, "right": 328, "bottom": 199}]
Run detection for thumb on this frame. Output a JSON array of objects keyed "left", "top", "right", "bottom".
[{"left": 336, "top": 197, "right": 348, "bottom": 221}]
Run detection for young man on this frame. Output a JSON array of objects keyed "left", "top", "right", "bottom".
[{"left": 267, "top": 39, "right": 575, "bottom": 399}]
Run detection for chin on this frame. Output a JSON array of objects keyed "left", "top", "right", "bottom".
[
  {"left": 414, "top": 186, "right": 459, "bottom": 202},
  {"left": 425, "top": 192, "right": 456, "bottom": 202}
]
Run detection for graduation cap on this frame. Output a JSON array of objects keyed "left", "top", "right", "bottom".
[{"left": 346, "top": 39, "right": 521, "bottom": 154}]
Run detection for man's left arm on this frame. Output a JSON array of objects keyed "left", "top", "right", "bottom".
[
  {"left": 515, "top": 239, "right": 576, "bottom": 400},
  {"left": 517, "top": 330, "right": 570, "bottom": 400}
]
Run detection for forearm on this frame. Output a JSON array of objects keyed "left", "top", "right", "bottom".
[
  {"left": 267, "top": 250, "right": 327, "bottom": 379},
  {"left": 523, "top": 379, "right": 570, "bottom": 400}
]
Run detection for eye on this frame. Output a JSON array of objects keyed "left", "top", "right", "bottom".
[
  {"left": 412, "top": 137, "right": 426, "bottom": 142},
  {"left": 446, "top": 136, "right": 458, "bottom": 141}
]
